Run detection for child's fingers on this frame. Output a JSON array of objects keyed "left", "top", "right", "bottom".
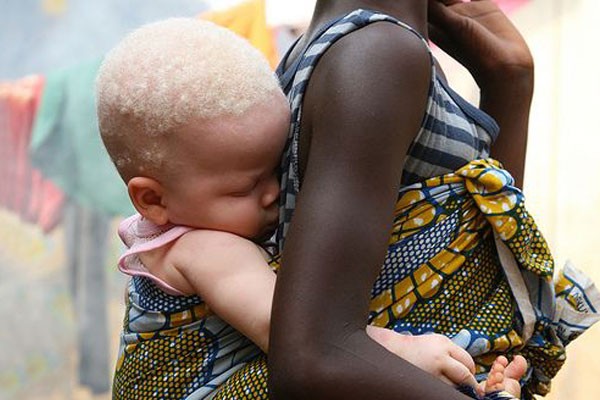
[
  {"left": 448, "top": 344, "right": 476, "bottom": 374},
  {"left": 441, "top": 358, "right": 479, "bottom": 389},
  {"left": 428, "top": 0, "right": 462, "bottom": 27}
]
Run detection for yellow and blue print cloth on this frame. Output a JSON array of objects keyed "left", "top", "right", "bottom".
[
  {"left": 365, "top": 158, "right": 600, "bottom": 398},
  {"left": 112, "top": 159, "right": 600, "bottom": 399}
]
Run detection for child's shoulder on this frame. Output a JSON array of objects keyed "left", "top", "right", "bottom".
[
  {"left": 154, "top": 229, "right": 265, "bottom": 296},
  {"left": 328, "top": 20, "right": 429, "bottom": 62},
  {"left": 176, "top": 229, "right": 256, "bottom": 249},
  {"left": 304, "top": 19, "right": 432, "bottom": 104},
  {"left": 171, "top": 229, "right": 263, "bottom": 265}
]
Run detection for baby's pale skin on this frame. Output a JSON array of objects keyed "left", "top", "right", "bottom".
[
  {"left": 482, "top": 356, "right": 525, "bottom": 397},
  {"left": 127, "top": 92, "right": 526, "bottom": 397},
  {"left": 139, "top": 224, "right": 526, "bottom": 397},
  {"left": 127, "top": 92, "right": 289, "bottom": 352}
]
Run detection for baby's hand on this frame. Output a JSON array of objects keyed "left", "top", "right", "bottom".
[{"left": 366, "top": 326, "right": 478, "bottom": 389}]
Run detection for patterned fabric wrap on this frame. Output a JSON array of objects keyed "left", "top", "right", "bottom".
[
  {"left": 112, "top": 159, "right": 599, "bottom": 399},
  {"left": 459, "top": 386, "right": 518, "bottom": 400},
  {"left": 211, "top": 159, "right": 600, "bottom": 399},
  {"left": 112, "top": 275, "right": 264, "bottom": 399},
  {"left": 365, "top": 158, "right": 600, "bottom": 398}
]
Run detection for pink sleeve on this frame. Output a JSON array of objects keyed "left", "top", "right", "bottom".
[{"left": 117, "top": 214, "right": 195, "bottom": 296}]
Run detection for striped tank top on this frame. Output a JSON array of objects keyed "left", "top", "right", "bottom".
[{"left": 275, "top": 9, "right": 500, "bottom": 249}]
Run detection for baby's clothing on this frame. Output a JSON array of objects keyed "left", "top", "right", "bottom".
[
  {"left": 117, "top": 214, "right": 193, "bottom": 296},
  {"left": 112, "top": 215, "right": 264, "bottom": 399}
]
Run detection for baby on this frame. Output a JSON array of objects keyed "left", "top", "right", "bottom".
[{"left": 97, "top": 18, "right": 523, "bottom": 399}]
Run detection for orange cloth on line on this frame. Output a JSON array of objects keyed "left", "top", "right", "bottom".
[{"left": 201, "top": 0, "right": 278, "bottom": 69}]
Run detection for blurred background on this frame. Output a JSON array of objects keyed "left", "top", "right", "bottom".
[{"left": 0, "top": 0, "right": 598, "bottom": 399}]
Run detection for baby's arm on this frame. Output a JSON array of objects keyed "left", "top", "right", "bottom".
[
  {"left": 165, "top": 230, "right": 276, "bottom": 352},
  {"left": 159, "top": 230, "right": 480, "bottom": 389},
  {"left": 366, "top": 326, "right": 479, "bottom": 389}
]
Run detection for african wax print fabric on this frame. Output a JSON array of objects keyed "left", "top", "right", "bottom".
[
  {"left": 112, "top": 275, "right": 264, "bottom": 399},
  {"left": 112, "top": 160, "right": 599, "bottom": 399},
  {"left": 213, "top": 159, "right": 599, "bottom": 399},
  {"left": 460, "top": 386, "right": 517, "bottom": 400},
  {"left": 365, "top": 158, "right": 600, "bottom": 398}
]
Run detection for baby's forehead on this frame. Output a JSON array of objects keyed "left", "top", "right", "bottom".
[
  {"left": 177, "top": 97, "right": 287, "bottom": 163},
  {"left": 177, "top": 113, "right": 266, "bottom": 151},
  {"left": 189, "top": 92, "right": 287, "bottom": 137}
]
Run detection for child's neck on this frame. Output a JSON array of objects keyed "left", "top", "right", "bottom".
[{"left": 310, "top": 0, "right": 428, "bottom": 39}]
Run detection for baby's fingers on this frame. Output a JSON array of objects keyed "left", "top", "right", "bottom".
[
  {"left": 441, "top": 358, "right": 479, "bottom": 389},
  {"left": 449, "top": 344, "right": 476, "bottom": 374}
]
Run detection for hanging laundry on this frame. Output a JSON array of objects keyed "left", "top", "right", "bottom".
[
  {"left": 24, "top": 2, "right": 282, "bottom": 222},
  {"left": 0, "top": 75, "right": 65, "bottom": 232},
  {"left": 202, "top": 0, "right": 278, "bottom": 68},
  {"left": 29, "top": 59, "right": 134, "bottom": 218}
]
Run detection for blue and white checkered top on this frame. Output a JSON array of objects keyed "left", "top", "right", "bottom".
[{"left": 275, "top": 9, "right": 499, "bottom": 250}]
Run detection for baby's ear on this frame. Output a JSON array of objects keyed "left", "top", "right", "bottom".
[{"left": 127, "top": 177, "right": 169, "bottom": 226}]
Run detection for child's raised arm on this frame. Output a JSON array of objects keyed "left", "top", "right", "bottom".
[{"left": 165, "top": 230, "right": 276, "bottom": 352}]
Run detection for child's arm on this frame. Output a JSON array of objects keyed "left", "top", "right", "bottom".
[
  {"left": 158, "top": 230, "right": 479, "bottom": 388},
  {"left": 164, "top": 230, "right": 276, "bottom": 352},
  {"left": 428, "top": 0, "right": 534, "bottom": 188},
  {"left": 366, "top": 326, "right": 479, "bottom": 389}
]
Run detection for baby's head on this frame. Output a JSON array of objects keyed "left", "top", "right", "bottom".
[{"left": 97, "top": 18, "right": 290, "bottom": 239}]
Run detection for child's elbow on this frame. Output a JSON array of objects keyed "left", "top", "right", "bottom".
[
  {"left": 248, "top": 316, "right": 271, "bottom": 353},
  {"left": 257, "top": 333, "right": 269, "bottom": 354}
]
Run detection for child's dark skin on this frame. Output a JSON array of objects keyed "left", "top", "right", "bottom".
[{"left": 268, "top": 1, "right": 533, "bottom": 399}]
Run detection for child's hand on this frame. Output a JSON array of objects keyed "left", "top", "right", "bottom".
[
  {"left": 428, "top": 0, "right": 534, "bottom": 87},
  {"left": 366, "top": 326, "right": 478, "bottom": 389}
]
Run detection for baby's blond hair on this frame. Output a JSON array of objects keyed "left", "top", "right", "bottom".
[{"left": 96, "top": 18, "right": 282, "bottom": 181}]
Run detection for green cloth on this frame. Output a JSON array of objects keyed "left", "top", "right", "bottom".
[{"left": 30, "top": 59, "right": 134, "bottom": 217}]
